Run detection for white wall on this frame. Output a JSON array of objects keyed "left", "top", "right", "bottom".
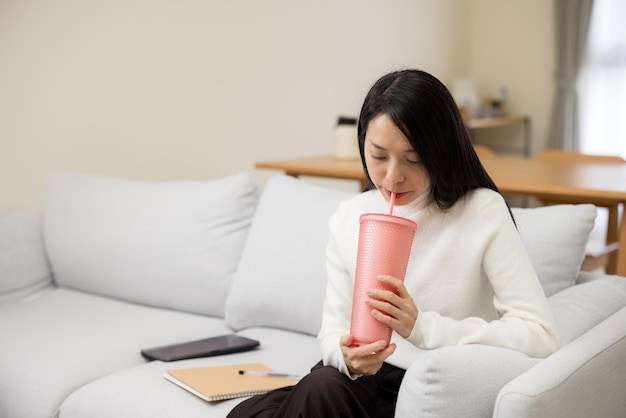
[
  {"left": 468, "top": 0, "right": 554, "bottom": 156},
  {"left": 0, "top": 0, "right": 553, "bottom": 213}
]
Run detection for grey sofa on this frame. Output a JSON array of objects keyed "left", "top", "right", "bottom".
[{"left": 1, "top": 172, "right": 625, "bottom": 418}]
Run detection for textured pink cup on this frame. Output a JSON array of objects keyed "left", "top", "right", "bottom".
[{"left": 350, "top": 213, "right": 417, "bottom": 347}]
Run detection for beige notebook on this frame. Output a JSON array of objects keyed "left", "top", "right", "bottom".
[{"left": 164, "top": 362, "right": 297, "bottom": 402}]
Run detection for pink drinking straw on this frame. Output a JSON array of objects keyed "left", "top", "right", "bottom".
[{"left": 388, "top": 192, "right": 396, "bottom": 215}]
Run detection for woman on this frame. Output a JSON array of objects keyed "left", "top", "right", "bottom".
[{"left": 228, "top": 69, "right": 558, "bottom": 417}]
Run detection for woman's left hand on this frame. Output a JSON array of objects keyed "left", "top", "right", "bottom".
[{"left": 366, "top": 275, "right": 419, "bottom": 339}]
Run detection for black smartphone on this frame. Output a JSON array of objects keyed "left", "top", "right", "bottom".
[{"left": 140, "top": 334, "right": 260, "bottom": 362}]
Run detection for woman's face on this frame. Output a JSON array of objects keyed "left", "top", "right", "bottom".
[{"left": 364, "top": 113, "right": 431, "bottom": 206}]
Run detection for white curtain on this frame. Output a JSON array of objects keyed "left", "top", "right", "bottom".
[
  {"left": 547, "top": 0, "right": 595, "bottom": 151},
  {"left": 578, "top": 0, "right": 626, "bottom": 158}
]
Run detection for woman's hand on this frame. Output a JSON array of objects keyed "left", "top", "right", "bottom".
[
  {"left": 366, "top": 275, "right": 419, "bottom": 339},
  {"left": 340, "top": 275, "right": 418, "bottom": 375},
  {"left": 340, "top": 334, "right": 396, "bottom": 376}
]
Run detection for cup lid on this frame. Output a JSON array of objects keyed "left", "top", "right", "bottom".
[{"left": 359, "top": 213, "right": 417, "bottom": 231}]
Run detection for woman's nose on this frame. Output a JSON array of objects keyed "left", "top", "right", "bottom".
[{"left": 385, "top": 161, "right": 404, "bottom": 184}]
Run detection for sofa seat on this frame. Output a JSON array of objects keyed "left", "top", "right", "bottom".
[
  {"left": 55, "top": 275, "right": 626, "bottom": 418},
  {"left": 0, "top": 288, "right": 232, "bottom": 418},
  {"left": 58, "top": 327, "right": 320, "bottom": 418}
]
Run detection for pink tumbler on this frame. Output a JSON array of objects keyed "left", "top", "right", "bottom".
[{"left": 350, "top": 213, "right": 417, "bottom": 347}]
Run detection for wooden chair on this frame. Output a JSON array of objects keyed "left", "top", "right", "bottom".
[
  {"left": 473, "top": 144, "right": 495, "bottom": 158},
  {"left": 536, "top": 150, "right": 626, "bottom": 273}
]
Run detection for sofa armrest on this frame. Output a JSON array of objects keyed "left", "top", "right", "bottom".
[
  {"left": 494, "top": 306, "right": 626, "bottom": 418},
  {"left": 395, "top": 345, "right": 539, "bottom": 418},
  {"left": 0, "top": 209, "right": 53, "bottom": 303}
]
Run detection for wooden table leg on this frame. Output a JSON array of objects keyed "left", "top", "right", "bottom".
[
  {"left": 617, "top": 203, "right": 626, "bottom": 277},
  {"left": 606, "top": 206, "right": 619, "bottom": 274}
]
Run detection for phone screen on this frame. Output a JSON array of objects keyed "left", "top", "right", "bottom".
[{"left": 141, "top": 334, "right": 260, "bottom": 362}]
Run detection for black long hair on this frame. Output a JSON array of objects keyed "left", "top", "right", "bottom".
[{"left": 358, "top": 69, "right": 500, "bottom": 211}]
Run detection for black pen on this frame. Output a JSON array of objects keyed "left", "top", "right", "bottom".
[{"left": 238, "top": 369, "right": 300, "bottom": 379}]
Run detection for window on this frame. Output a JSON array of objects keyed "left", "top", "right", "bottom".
[{"left": 578, "top": 0, "right": 626, "bottom": 158}]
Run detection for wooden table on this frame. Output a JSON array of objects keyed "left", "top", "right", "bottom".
[{"left": 256, "top": 155, "right": 626, "bottom": 277}]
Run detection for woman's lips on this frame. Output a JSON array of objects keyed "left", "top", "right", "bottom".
[{"left": 387, "top": 190, "right": 409, "bottom": 200}]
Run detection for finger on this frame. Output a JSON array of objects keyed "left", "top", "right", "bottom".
[
  {"left": 370, "top": 303, "right": 417, "bottom": 339},
  {"left": 346, "top": 342, "right": 395, "bottom": 375},
  {"left": 341, "top": 338, "right": 386, "bottom": 358},
  {"left": 358, "top": 343, "right": 396, "bottom": 366},
  {"left": 378, "top": 343, "right": 397, "bottom": 360},
  {"left": 353, "top": 340, "right": 388, "bottom": 355},
  {"left": 340, "top": 334, "right": 353, "bottom": 348},
  {"left": 370, "top": 306, "right": 397, "bottom": 326},
  {"left": 378, "top": 275, "right": 410, "bottom": 297},
  {"left": 367, "top": 289, "right": 404, "bottom": 310},
  {"left": 372, "top": 278, "right": 410, "bottom": 307},
  {"left": 343, "top": 343, "right": 388, "bottom": 374},
  {"left": 366, "top": 296, "right": 404, "bottom": 319}
]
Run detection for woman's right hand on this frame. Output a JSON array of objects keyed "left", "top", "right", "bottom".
[{"left": 340, "top": 334, "right": 396, "bottom": 376}]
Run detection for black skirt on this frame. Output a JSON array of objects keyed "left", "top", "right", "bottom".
[{"left": 226, "top": 360, "right": 406, "bottom": 418}]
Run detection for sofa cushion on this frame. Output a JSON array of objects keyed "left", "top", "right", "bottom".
[
  {"left": 511, "top": 204, "right": 596, "bottom": 297},
  {"left": 59, "top": 327, "right": 320, "bottom": 418},
  {"left": 43, "top": 172, "right": 259, "bottom": 317},
  {"left": 0, "top": 209, "right": 53, "bottom": 303},
  {"left": 0, "top": 287, "right": 232, "bottom": 418},
  {"left": 225, "top": 175, "right": 356, "bottom": 336}
]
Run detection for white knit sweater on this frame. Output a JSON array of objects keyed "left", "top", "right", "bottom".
[{"left": 317, "top": 188, "right": 559, "bottom": 376}]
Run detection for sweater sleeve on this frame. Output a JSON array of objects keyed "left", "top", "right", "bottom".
[
  {"left": 407, "top": 194, "right": 560, "bottom": 358},
  {"left": 317, "top": 210, "right": 357, "bottom": 377}
]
